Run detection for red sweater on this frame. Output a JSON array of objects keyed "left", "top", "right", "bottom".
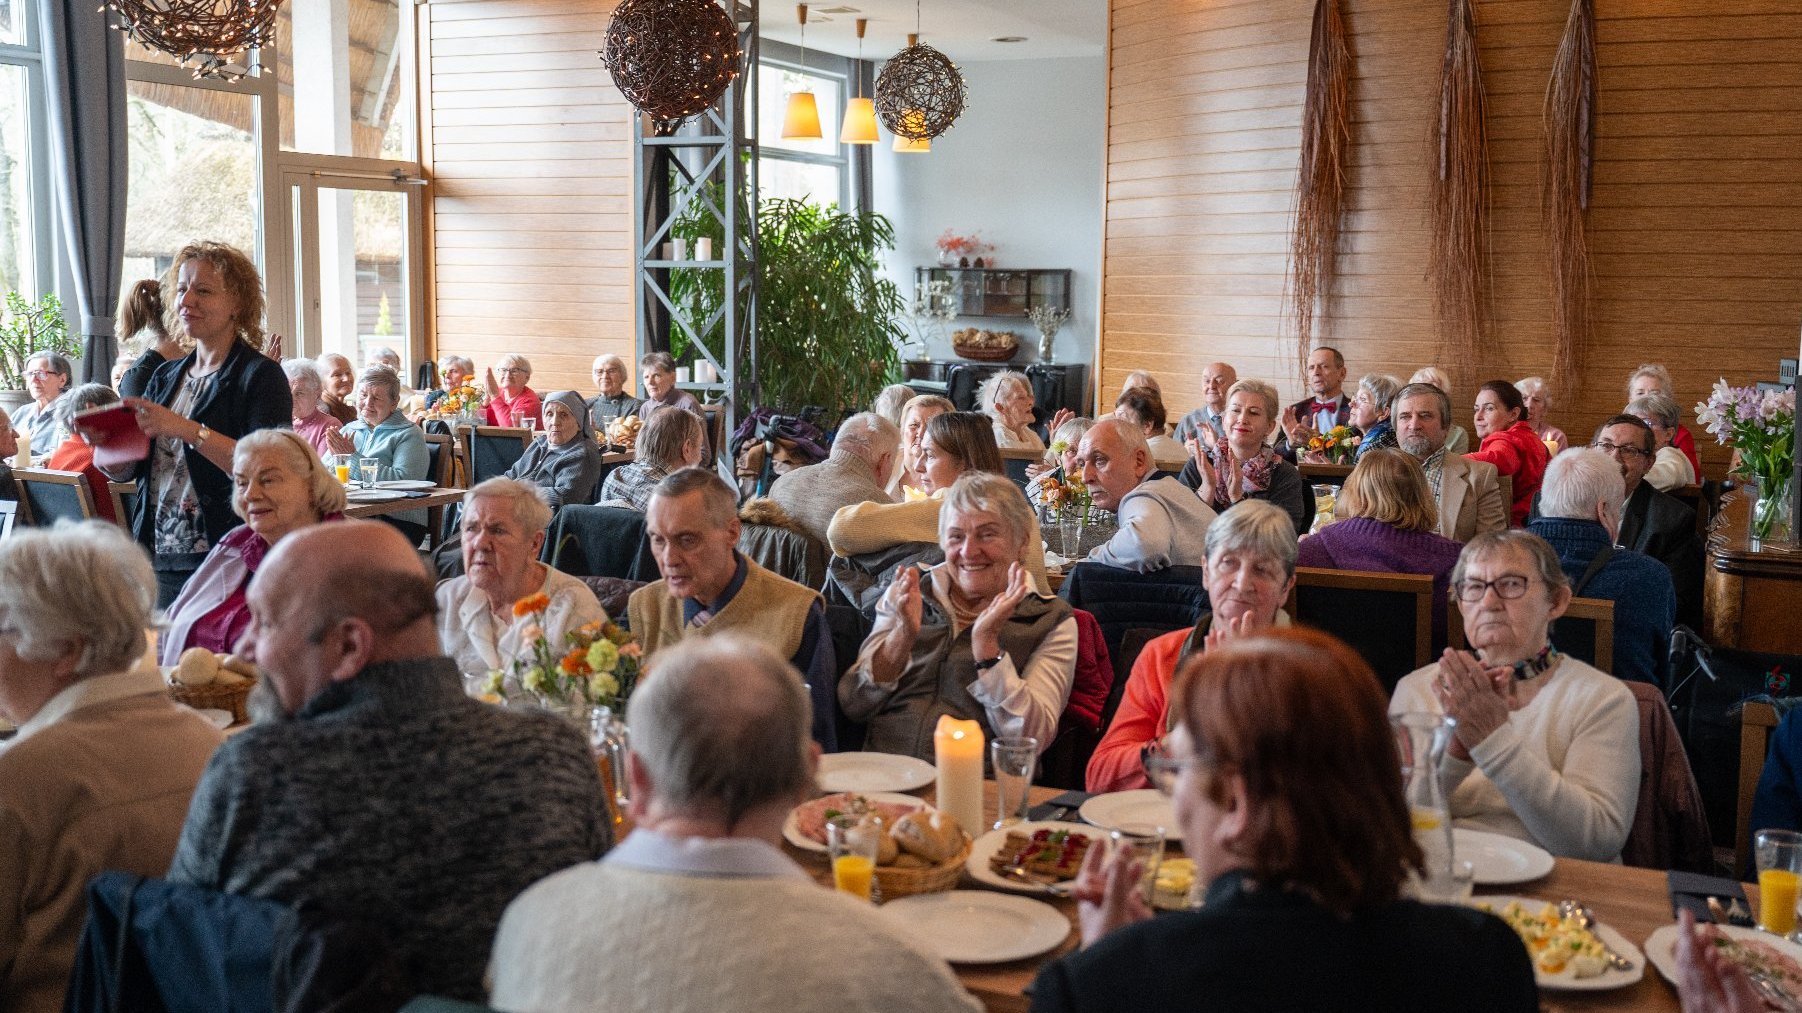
[
  {"left": 1466, "top": 421, "right": 1549, "bottom": 527},
  {"left": 1086, "top": 627, "right": 1191, "bottom": 793},
  {"left": 45, "top": 436, "right": 116, "bottom": 523},
  {"left": 1673, "top": 426, "right": 1702, "bottom": 480}
]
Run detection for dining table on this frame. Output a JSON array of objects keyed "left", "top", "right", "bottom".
[
  {"left": 342, "top": 485, "right": 468, "bottom": 520},
  {"left": 783, "top": 780, "right": 1698, "bottom": 1013}
]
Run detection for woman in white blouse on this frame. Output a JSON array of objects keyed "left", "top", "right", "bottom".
[
  {"left": 840, "top": 472, "right": 1076, "bottom": 760},
  {"left": 435, "top": 477, "right": 607, "bottom": 677},
  {"left": 1626, "top": 393, "right": 1697, "bottom": 492},
  {"left": 1390, "top": 530, "right": 1640, "bottom": 862},
  {"left": 978, "top": 370, "right": 1045, "bottom": 453}
]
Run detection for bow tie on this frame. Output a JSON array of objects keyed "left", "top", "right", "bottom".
[{"left": 1307, "top": 399, "right": 1339, "bottom": 413}]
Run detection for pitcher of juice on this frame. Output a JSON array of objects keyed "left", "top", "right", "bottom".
[
  {"left": 1755, "top": 828, "right": 1802, "bottom": 937},
  {"left": 1393, "top": 712, "right": 1457, "bottom": 896}
]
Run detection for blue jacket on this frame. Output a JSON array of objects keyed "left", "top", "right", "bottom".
[
  {"left": 341, "top": 412, "right": 430, "bottom": 527},
  {"left": 1527, "top": 516, "right": 1675, "bottom": 685},
  {"left": 1752, "top": 707, "right": 1802, "bottom": 869}
]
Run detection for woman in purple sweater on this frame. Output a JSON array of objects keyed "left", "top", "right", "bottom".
[{"left": 1297, "top": 448, "right": 1464, "bottom": 640}]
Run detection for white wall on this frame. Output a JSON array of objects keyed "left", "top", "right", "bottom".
[{"left": 873, "top": 55, "right": 1105, "bottom": 389}]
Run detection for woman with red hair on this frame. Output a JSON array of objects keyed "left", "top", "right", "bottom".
[{"left": 1032, "top": 628, "right": 1535, "bottom": 1012}]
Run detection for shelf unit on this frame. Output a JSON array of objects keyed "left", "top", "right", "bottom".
[{"left": 916, "top": 267, "right": 1072, "bottom": 318}]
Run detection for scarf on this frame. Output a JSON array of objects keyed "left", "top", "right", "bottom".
[{"left": 1210, "top": 446, "right": 1279, "bottom": 509}]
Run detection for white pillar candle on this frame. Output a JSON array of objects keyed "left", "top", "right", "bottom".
[
  {"left": 12, "top": 442, "right": 31, "bottom": 469},
  {"left": 696, "top": 237, "right": 714, "bottom": 261},
  {"left": 934, "top": 715, "right": 985, "bottom": 841}
]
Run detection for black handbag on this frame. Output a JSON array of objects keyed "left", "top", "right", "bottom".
[{"left": 1668, "top": 625, "right": 1802, "bottom": 845}]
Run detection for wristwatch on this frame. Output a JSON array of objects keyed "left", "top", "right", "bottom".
[
  {"left": 189, "top": 424, "right": 212, "bottom": 448},
  {"left": 973, "top": 654, "right": 1004, "bottom": 672}
]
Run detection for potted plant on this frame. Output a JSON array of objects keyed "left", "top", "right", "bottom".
[{"left": 0, "top": 290, "right": 77, "bottom": 414}]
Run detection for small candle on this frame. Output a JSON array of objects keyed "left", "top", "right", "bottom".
[
  {"left": 1543, "top": 438, "right": 1560, "bottom": 459},
  {"left": 696, "top": 237, "right": 713, "bottom": 261},
  {"left": 934, "top": 715, "right": 985, "bottom": 842},
  {"left": 12, "top": 442, "right": 30, "bottom": 469}
]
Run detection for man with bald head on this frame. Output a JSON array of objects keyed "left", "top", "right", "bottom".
[
  {"left": 1172, "top": 361, "right": 1237, "bottom": 445},
  {"left": 167, "top": 520, "right": 610, "bottom": 1001},
  {"left": 1077, "top": 418, "right": 1215, "bottom": 573}
]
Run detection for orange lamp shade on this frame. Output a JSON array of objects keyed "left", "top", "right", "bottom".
[
  {"left": 840, "top": 96, "right": 879, "bottom": 145},
  {"left": 893, "top": 133, "right": 930, "bottom": 152},
  {"left": 781, "top": 90, "right": 822, "bottom": 140}
]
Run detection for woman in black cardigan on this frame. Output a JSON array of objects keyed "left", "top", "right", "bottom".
[{"left": 99, "top": 242, "right": 291, "bottom": 605}]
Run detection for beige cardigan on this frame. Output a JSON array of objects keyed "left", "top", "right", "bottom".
[
  {"left": 826, "top": 495, "right": 1051, "bottom": 595},
  {"left": 0, "top": 672, "right": 223, "bottom": 1013}
]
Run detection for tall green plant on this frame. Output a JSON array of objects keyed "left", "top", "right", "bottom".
[{"left": 0, "top": 291, "right": 77, "bottom": 389}]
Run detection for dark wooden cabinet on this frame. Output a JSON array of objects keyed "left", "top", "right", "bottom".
[
  {"left": 916, "top": 267, "right": 1072, "bottom": 318},
  {"left": 903, "top": 359, "right": 1089, "bottom": 419}
]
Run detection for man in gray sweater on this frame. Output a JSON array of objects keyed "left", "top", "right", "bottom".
[
  {"left": 767, "top": 412, "right": 900, "bottom": 546},
  {"left": 167, "top": 520, "right": 611, "bottom": 1001},
  {"left": 1078, "top": 418, "right": 1215, "bottom": 572}
]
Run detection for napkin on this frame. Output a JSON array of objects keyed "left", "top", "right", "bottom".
[
  {"left": 1028, "top": 790, "right": 1094, "bottom": 823},
  {"left": 1668, "top": 870, "right": 1751, "bottom": 925}
]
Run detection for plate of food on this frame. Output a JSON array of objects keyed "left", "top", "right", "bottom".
[
  {"left": 1474, "top": 896, "right": 1644, "bottom": 991},
  {"left": 1454, "top": 828, "right": 1555, "bottom": 885},
  {"left": 1645, "top": 922, "right": 1802, "bottom": 998},
  {"left": 816, "top": 752, "right": 937, "bottom": 794},
  {"left": 375, "top": 479, "right": 436, "bottom": 491},
  {"left": 968, "top": 821, "right": 1106, "bottom": 895},
  {"left": 1078, "top": 789, "right": 1182, "bottom": 841},
  {"left": 784, "top": 791, "right": 929, "bottom": 853},
  {"left": 878, "top": 891, "right": 1070, "bottom": 964}
]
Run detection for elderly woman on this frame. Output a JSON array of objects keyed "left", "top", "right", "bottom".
[
  {"left": 11, "top": 351, "right": 72, "bottom": 456},
  {"left": 1515, "top": 376, "right": 1568, "bottom": 456},
  {"left": 1087, "top": 500, "right": 1297, "bottom": 792},
  {"left": 586, "top": 353, "right": 643, "bottom": 429},
  {"left": 634, "top": 351, "right": 702, "bottom": 420},
  {"left": 329, "top": 364, "right": 429, "bottom": 536},
  {"left": 1626, "top": 393, "right": 1697, "bottom": 491},
  {"left": 1628, "top": 363, "right": 1702, "bottom": 478},
  {"left": 840, "top": 472, "right": 1076, "bottom": 758},
  {"left": 423, "top": 354, "right": 475, "bottom": 414},
  {"left": 871, "top": 382, "right": 914, "bottom": 428},
  {"left": 1348, "top": 373, "right": 1402, "bottom": 460},
  {"left": 159, "top": 430, "right": 347, "bottom": 662},
  {"left": 1026, "top": 415, "right": 1096, "bottom": 505},
  {"left": 892, "top": 393, "right": 954, "bottom": 498},
  {"left": 316, "top": 352, "right": 358, "bottom": 424},
  {"left": 1041, "top": 629, "right": 1535, "bottom": 1010},
  {"left": 96, "top": 241, "right": 293, "bottom": 607},
  {"left": 1178, "top": 378, "right": 1306, "bottom": 533},
  {"left": 283, "top": 357, "right": 341, "bottom": 459},
  {"left": 1467, "top": 380, "right": 1550, "bottom": 526},
  {"left": 1114, "top": 386, "right": 1185, "bottom": 471},
  {"left": 115, "top": 278, "right": 183, "bottom": 399},
  {"left": 1409, "top": 366, "right": 1469, "bottom": 454},
  {"left": 436, "top": 477, "right": 608, "bottom": 677},
  {"left": 599, "top": 406, "right": 705, "bottom": 510},
  {"left": 481, "top": 353, "right": 542, "bottom": 428},
  {"left": 0, "top": 522, "right": 224, "bottom": 1013},
  {"left": 1296, "top": 448, "right": 1463, "bottom": 640},
  {"left": 1391, "top": 530, "right": 1640, "bottom": 861},
  {"left": 830, "top": 412, "right": 1051, "bottom": 594},
  {"left": 44, "top": 384, "right": 123, "bottom": 523},
  {"left": 978, "top": 370, "right": 1044, "bottom": 452},
  {"left": 505, "top": 390, "right": 603, "bottom": 507}
]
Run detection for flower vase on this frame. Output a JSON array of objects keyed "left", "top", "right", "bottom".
[
  {"left": 1037, "top": 330, "right": 1056, "bottom": 364},
  {"left": 1057, "top": 512, "right": 1084, "bottom": 558},
  {"left": 1752, "top": 473, "right": 1796, "bottom": 547},
  {"left": 937, "top": 249, "right": 956, "bottom": 267},
  {"left": 589, "top": 705, "right": 632, "bottom": 833}
]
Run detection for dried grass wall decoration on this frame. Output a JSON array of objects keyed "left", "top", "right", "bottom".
[
  {"left": 1429, "top": 0, "right": 1492, "bottom": 383},
  {"left": 1543, "top": 0, "right": 1597, "bottom": 385},
  {"left": 1287, "top": 0, "right": 1352, "bottom": 378}
]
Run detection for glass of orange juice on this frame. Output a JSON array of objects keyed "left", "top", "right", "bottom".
[
  {"left": 1755, "top": 828, "right": 1802, "bottom": 936},
  {"left": 827, "top": 815, "right": 880, "bottom": 902},
  {"left": 333, "top": 454, "right": 352, "bottom": 485}
]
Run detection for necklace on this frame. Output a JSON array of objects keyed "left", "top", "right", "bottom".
[{"left": 1479, "top": 644, "right": 1562, "bottom": 682}]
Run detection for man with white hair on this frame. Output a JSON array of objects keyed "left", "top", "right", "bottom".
[
  {"left": 766, "top": 412, "right": 899, "bottom": 546},
  {"left": 1526, "top": 448, "right": 1676, "bottom": 685},
  {"left": 1076, "top": 418, "right": 1214, "bottom": 572},
  {"left": 1172, "top": 361, "right": 1237, "bottom": 444},
  {"left": 488, "top": 634, "right": 982, "bottom": 1013},
  {"left": 1393, "top": 381, "right": 1507, "bottom": 542},
  {"left": 586, "top": 353, "right": 643, "bottom": 428}
]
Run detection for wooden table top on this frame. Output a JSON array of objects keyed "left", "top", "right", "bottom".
[
  {"left": 785, "top": 781, "right": 1691, "bottom": 1012},
  {"left": 342, "top": 486, "right": 467, "bottom": 519}
]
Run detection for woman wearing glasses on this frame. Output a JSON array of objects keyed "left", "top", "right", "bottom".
[
  {"left": 1390, "top": 530, "right": 1641, "bottom": 862},
  {"left": 483, "top": 354, "right": 542, "bottom": 428},
  {"left": 1032, "top": 628, "right": 1536, "bottom": 1011},
  {"left": 10, "top": 351, "right": 72, "bottom": 456}
]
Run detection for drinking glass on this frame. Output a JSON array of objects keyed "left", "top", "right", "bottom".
[
  {"left": 1057, "top": 514, "right": 1084, "bottom": 558},
  {"left": 1110, "top": 824, "right": 1165, "bottom": 905},
  {"left": 1755, "top": 828, "right": 1802, "bottom": 936},
  {"left": 358, "top": 457, "right": 381, "bottom": 489},
  {"left": 991, "top": 736, "right": 1039, "bottom": 829},
  {"left": 1393, "top": 712, "right": 1457, "bottom": 897},
  {"left": 332, "top": 454, "right": 352, "bottom": 485},
  {"left": 827, "top": 814, "right": 882, "bottom": 902}
]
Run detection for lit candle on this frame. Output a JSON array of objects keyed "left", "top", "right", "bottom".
[
  {"left": 934, "top": 715, "right": 985, "bottom": 841},
  {"left": 1543, "top": 437, "right": 1560, "bottom": 459}
]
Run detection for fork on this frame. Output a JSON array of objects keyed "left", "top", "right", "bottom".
[
  {"left": 1747, "top": 969, "right": 1802, "bottom": 1012},
  {"left": 1556, "top": 900, "right": 1635, "bottom": 972},
  {"left": 998, "top": 865, "right": 1072, "bottom": 896}
]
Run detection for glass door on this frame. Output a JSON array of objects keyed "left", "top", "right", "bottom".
[{"left": 283, "top": 168, "right": 424, "bottom": 376}]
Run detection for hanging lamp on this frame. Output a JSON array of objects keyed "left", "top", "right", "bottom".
[
  {"left": 875, "top": 4, "right": 967, "bottom": 141},
  {"left": 840, "top": 18, "right": 880, "bottom": 145},
  {"left": 781, "top": 4, "right": 824, "bottom": 140}
]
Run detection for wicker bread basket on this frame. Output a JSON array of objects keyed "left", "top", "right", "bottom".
[
  {"left": 168, "top": 676, "right": 254, "bottom": 725},
  {"left": 874, "top": 832, "right": 974, "bottom": 900},
  {"left": 953, "top": 342, "right": 1018, "bottom": 363}
]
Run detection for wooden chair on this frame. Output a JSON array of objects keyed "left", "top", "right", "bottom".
[
  {"left": 1736, "top": 701, "right": 1782, "bottom": 876},
  {"left": 13, "top": 468, "right": 97, "bottom": 526},
  {"left": 1448, "top": 595, "right": 1614, "bottom": 674},
  {"left": 999, "top": 448, "right": 1041, "bottom": 489},
  {"left": 1287, "top": 567, "right": 1435, "bottom": 694},
  {"left": 423, "top": 433, "right": 455, "bottom": 488},
  {"left": 460, "top": 425, "right": 532, "bottom": 486},
  {"left": 106, "top": 481, "right": 139, "bottom": 532}
]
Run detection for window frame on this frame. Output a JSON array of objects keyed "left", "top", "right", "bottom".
[
  {"left": 755, "top": 51, "right": 852, "bottom": 212},
  {"left": 0, "top": 3, "right": 56, "bottom": 302}
]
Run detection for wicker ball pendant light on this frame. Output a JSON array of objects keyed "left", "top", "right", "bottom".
[
  {"left": 600, "top": 0, "right": 742, "bottom": 133},
  {"left": 875, "top": 30, "right": 966, "bottom": 141},
  {"left": 101, "top": 0, "right": 283, "bottom": 81}
]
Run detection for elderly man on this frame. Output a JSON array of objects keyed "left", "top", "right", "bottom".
[
  {"left": 1172, "top": 361, "right": 1237, "bottom": 444},
  {"left": 1393, "top": 381, "right": 1508, "bottom": 542},
  {"left": 629, "top": 468, "right": 839, "bottom": 749},
  {"left": 168, "top": 520, "right": 610, "bottom": 1001},
  {"left": 1593, "top": 414, "right": 1704, "bottom": 629},
  {"left": 1086, "top": 500, "right": 1297, "bottom": 792},
  {"left": 1274, "top": 346, "right": 1351, "bottom": 461},
  {"left": 636, "top": 351, "right": 703, "bottom": 420},
  {"left": 1077, "top": 418, "right": 1214, "bottom": 572},
  {"left": 587, "top": 353, "right": 644, "bottom": 429},
  {"left": 1526, "top": 449, "right": 1676, "bottom": 685},
  {"left": 488, "top": 635, "right": 981, "bottom": 1013},
  {"left": 767, "top": 412, "right": 899, "bottom": 545}
]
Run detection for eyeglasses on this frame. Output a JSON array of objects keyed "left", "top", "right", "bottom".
[
  {"left": 1454, "top": 575, "right": 1532, "bottom": 603},
  {"left": 24, "top": 370, "right": 58, "bottom": 380},
  {"left": 498, "top": 368, "right": 528, "bottom": 376},
  {"left": 1590, "top": 441, "right": 1650, "bottom": 460}
]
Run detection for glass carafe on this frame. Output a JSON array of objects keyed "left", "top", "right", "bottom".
[
  {"left": 589, "top": 705, "right": 631, "bottom": 833},
  {"left": 1392, "top": 711, "right": 1457, "bottom": 893}
]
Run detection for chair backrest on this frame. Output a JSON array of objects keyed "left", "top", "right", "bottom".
[
  {"left": 423, "top": 433, "right": 454, "bottom": 488},
  {"left": 107, "top": 481, "right": 139, "bottom": 530},
  {"left": 462, "top": 425, "right": 532, "bottom": 485},
  {"left": 1499, "top": 472, "right": 1514, "bottom": 516},
  {"left": 1297, "top": 461, "right": 1353, "bottom": 487},
  {"left": 1737, "top": 701, "right": 1782, "bottom": 877},
  {"left": 1553, "top": 596, "right": 1616, "bottom": 674},
  {"left": 1619, "top": 679, "right": 1714, "bottom": 873},
  {"left": 592, "top": 450, "right": 636, "bottom": 504},
  {"left": 1288, "top": 567, "right": 1435, "bottom": 693},
  {"left": 1059, "top": 562, "right": 1209, "bottom": 723},
  {"left": 0, "top": 499, "right": 17, "bottom": 539},
  {"left": 999, "top": 447, "right": 1039, "bottom": 488},
  {"left": 548, "top": 504, "right": 656, "bottom": 580},
  {"left": 14, "top": 467, "right": 96, "bottom": 525},
  {"left": 946, "top": 363, "right": 985, "bottom": 411},
  {"left": 738, "top": 521, "right": 828, "bottom": 590}
]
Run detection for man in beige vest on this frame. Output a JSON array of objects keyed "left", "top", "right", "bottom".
[
  {"left": 1394, "top": 382, "right": 1507, "bottom": 542},
  {"left": 629, "top": 468, "right": 840, "bottom": 749}
]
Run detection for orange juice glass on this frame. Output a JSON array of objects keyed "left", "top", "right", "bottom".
[
  {"left": 826, "top": 815, "right": 880, "bottom": 902},
  {"left": 832, "top": 855, "right": 875, "bottom": 900},
  {"left": 1755, "top": 829, "right": 1802, "bottom": 936}
]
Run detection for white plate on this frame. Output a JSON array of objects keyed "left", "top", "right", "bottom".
[
  {"left": 817, "top": 752, "right": 936, "bottom": 794},
  {"left": 375, "top": 479, "right": 436, "bottom": 491},
  {"left": 1455, "top": 828, "right": 1556, "bottom": 885},
  {"left": 782, "top": 792, "right": 928, "bottom": 853},
  {"left": 345, "top": 488, "right": 408, "bottom": 502},
  {"left": 1078, "top": 789, "right": 1183, "bottom": 841},
  {"left": 194, "top": 708, "right": 233, "bottom": 730},
  {"left": 1645, "top": 922, "right": 1802, "bottom": 990},
  {"left": 878, "top": 891, "right": 1071, "bottom": 964},
  {"left": 1474, "top": 895, "right": 1645, "bottom": 991},
  {"left": 966, "top": 821, "right": 1108, "bottom": 895}
]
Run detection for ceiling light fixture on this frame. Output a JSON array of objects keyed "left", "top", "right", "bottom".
[
  {"left": 840, "top": 18, "right": 880, "bottom": 145},
  {"left": 874, "top": 2, "right": 967, "bottom": 142},
  {"left": 781, "top": 4, "right": 824, "bottom": 140}
]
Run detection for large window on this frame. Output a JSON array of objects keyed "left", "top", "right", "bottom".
[
  {"left": 121, "top": 82, "right": 259, "bottom": 293},
  {"left": 755, "top": 59, "right": 849, "bottom": 209},
  {"left": 0, "top": 0, "right": 51, "bottom": 299}
]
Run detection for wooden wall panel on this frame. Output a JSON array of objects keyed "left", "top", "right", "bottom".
[
  {"left": 1101, "top": 0, "right": 1802, "bottom": 471},
  {"left": 422, "top": 0, "right": 634, "bottom": 398}
]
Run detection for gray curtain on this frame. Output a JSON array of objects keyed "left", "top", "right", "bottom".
[{"left": 36, "top": 0, "right": 126, "bottom": 383}]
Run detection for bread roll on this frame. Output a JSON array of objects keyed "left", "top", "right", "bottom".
[
  {"left": 892, "top": 810, "right": 962, "bottom": 862},
  {"left": 218, "top": 654, "right": 257, "bottom": 679},
  {"left": 173, "top": 647, "right": 220, "bottom": 687}
]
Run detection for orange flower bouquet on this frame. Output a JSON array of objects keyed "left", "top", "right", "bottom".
[
  {"left": 481, "top": 595, "right": 643, "bottom": 711},
  {"left": 435, "top": 383, "right": 485, "bottom": 422},
  {"left": 1306, "top": 424, "right": 1360, "bottom": 465}
]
